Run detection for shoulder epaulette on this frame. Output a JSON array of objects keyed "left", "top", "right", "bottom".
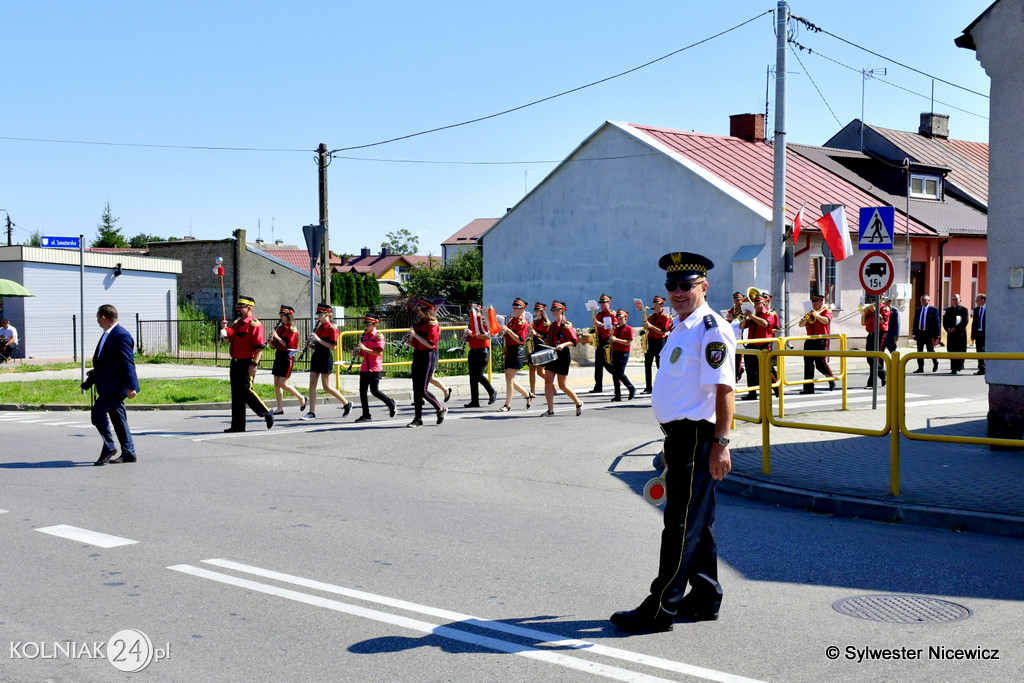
[{"left": 703, "top": 315, "right": 717, "bottom": 330}]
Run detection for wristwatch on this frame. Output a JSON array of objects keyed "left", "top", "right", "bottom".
[{"left": 711, "top": 436, "right": 730, "bottom": 446}]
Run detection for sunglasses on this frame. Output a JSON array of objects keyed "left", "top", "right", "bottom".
[{"left": 664, "top": 280, "right": 705, "bottom": 292}]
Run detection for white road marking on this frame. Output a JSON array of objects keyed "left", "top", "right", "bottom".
[
  {"left": 0, "top": 509, "right": 7, "bottom": 514},
  {"left": 4, "top": 418, "right": 52, "bottom": 423},
  {"left": 35, "top": 524, "right": 138, "bottom": 548},
  {"left": 177, "top": 559, "right": 763, "bottom": 683},
  {"left": 903, "top": 398, "right": 971, "bottom": 408}
]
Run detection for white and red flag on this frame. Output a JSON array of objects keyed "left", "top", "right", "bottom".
[
  {"left": 792, "top": 203, "right": 806, "bottom": 242},
  {"left": 815, "top": 205, "right": 854, "bottom": 261}
]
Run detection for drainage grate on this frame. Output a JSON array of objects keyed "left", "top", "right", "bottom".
[{"left": 832, "top": 595, "right": 972, "bottom": 624}]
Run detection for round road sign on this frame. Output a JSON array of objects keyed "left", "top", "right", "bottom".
[{"left": 859, "top": 251, "right": 895, "bottom": 295}]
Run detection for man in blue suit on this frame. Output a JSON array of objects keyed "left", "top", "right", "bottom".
[
  {"left": 911, "top": 294, "right": 941, "bottom": 374},
  {"left": 86, "top": 304, "right": 140, "bottom": 466}
]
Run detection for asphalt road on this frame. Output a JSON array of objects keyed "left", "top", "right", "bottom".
[{"left": 2, "top": 389, "right": 1022, "bottom": 682}]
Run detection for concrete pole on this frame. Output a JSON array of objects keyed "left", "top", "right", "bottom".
[
  {"left": 771, "top": 1, "right": 789, "bottom": 332},
  {"left": 317, "top": 143, "right": 330, "bottom": 306}
]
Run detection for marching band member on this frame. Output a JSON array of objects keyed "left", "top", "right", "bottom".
[
  {"left": 221, "top": 295, "right": 274, "bottom": 432},
  {"left": 408, "top": 299, "right": 445, "bottom": 427},
  {"left": 542, "top": 301, "right": 583, "bottom": 416},
  {"left": 463, "top": 302, "right": 497, "bottom": 408},
  {"left": 860, "top": 295, "right": 890, "bottom": 388},
  {"left": 590, "top": 294, "right": 615, "bottom": 393},
  {"left": 302, "top": 303, "right": 353, "bottom": 420},
  {"left": 800, "top": 294, "right": 835, "bottom": 394},
  {"left": 724, "top": 291, "right": 746, "bottom": 383},
  {"left": 528, "top": 302, "right": 551, "bottom": 399},
  {"left": 497, "top": 298, "right": 531, "bottom": 412},
  {"left": 354, "top": 316, "right": 396, "bottom": 423},
  {"left": 739, "top": 294, "right": 779, "bottom": 400},
  {"left": 269, "top": 305, "right": 306, "bottom": 414},
  {"left": 609, "top": 309, "right": 636, "bottom": 402},
  {"left": 642, "top": 295, "right": 673, "bottom": 394}
]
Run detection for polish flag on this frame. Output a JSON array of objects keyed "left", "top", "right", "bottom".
[
  {"left": 815, "top": 205, "right": 854, "bottom": 261},
  {"left": 792, "top": 204, "right": 806, "bottom": 242}
]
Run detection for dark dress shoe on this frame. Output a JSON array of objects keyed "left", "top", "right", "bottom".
[
  {"left": 609, "top": 605, "right": 675, "bottom": 633},
  {"left": 975, "top": 370, "right": 985, "bottom": 375},
  {"left": 109, "top": 454, "right": 137, "bottom": 464},
  {"left": 800, "top": 389, "right": 815, "bottom": 395},
  {"left": 94, "top": 448, "right": 117, "bottom": 466},
  {"left": 589, "top": 387, "right": 603, "bottom": 394},
  {"left": 932, "top": 362, "right": 939, "bottom": 372},
  {"left": 343, "top": 402, "right": 352, "bottom": 417},
  {"left": 224, "top": 427, "right": 244, "bottom": 433},
  {"left": 676, "top": 605, "right": 720, "bottom": 622},
  {"left": 828, "top": 381, "right": 836, "bottom": 391},
  {"left": 463, "top": 402, "right": 482, "bottom": 408},
  {"left": 950, "top": 371, "right": 958, "bottom": 376},
  {"left": 641, "top": 388, "right": 652, "bottom": 394},
  {"left": 437, "top": 407, "right": 447, "bottom": 424},
  {"left": 609, "top": 396, "right": 622, "bottom": 402},
  {"left": 354, "top": 415, "right": 371, "bottom": 423},
  {"left": 488, "top": 392, "right": 497, "bottom": 405},
  {"left": 740, "top": 393, "right": 757, "bottom": 401},
  {"left": 406, "top": 418, "right": 423, "bottom": 428},
  {"left": 912, "top": 368, "right": 924, "bottom": 374},
  {"left": 265, "top": 412, "right": 275, "bottom": 429},
  {"left": 387, "top": 400, "right": 397, "bottom": 418},
  {"left": 628, "top": 386, "right": 636, "bottom": 401}
]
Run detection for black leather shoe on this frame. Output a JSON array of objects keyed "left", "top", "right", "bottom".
[
  {"left": 407, "top": 418, "right": 423, "bottom": 428},
  {"left": 912, "top": 368, "right": 924, "bottom": 374},
  {"left": 881, "top": 376, "right": 887, "bottom": 386},
  {"left": 589, "top": 387, "right": 603, "bottom": 394},
  {"left": 950, "top": 371, "right": 958, "bottom": 376},
  {"left": 676, "top": 605, "right": 720, "bottom": 622},
  {"left": 109, "top": 454, "right": 137, "bottom": 464},
  {"left": 94, "top": 448, "right": 117, "bottom": 466},
  {"left": 387, "top": 400, "right": 396, "bottom": 418},
  {"left": 829, "top": 381, "right": 836, "bottom": 391},
  {"left": 343, "top": 402, "right": 352, "bottom": 417},
  {"left": 932, "top": 363, "right": 939, "bottom": 372},
  {"left": 609, "top": 396, "right": 622, "bottom": 402},
  {"left": 437, "top": 407, "right": 447, "bottom": 424},
  {"left": 800, "top": 389, "right": 815, "bottom": 395},
  {"left": 488, "top": 392, "right": 497, "bottom": 405},
  {"left": 463, "top": 402, "right": 481, "bottom": 408},
  {"left": 609, "top": 605, "right": 675, "bottom": 633},
  {"left": 265, "top": 412, "right": 275, "bottom": 429},
  {"left": 628, "top": 386, "right": 636, "bottom": 401},
  {"left": 224, "top": 427, "right": 244, "bottom": 432},
  {"left": 975, "top": 370, "right": 985, "bottom": 375},
  {"left": 740, "top": 393, "right": 757, "bottom": 401},
  {"left": 354, "top": 415, "right": 372, "bottom": 423}
]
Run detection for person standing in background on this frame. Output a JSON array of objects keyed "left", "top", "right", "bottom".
[
  {"left": 971, "top": 294, "right": 987, "bottom": 375},
  {"left": 944, "top": 294, "right": 969, "bottom": 375}
]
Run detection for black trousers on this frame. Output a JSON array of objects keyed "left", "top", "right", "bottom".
[
  {"left": 359, "top": 371, "right": 394, "bottom": 417},
  {"left": 611, "top": 350, "right": 634, "bottom": 398},
  {"left": 914, "top": 336, "right": 938, "bottom": 371},
  {"left": 467, "top": 347, "right": 495, "bottom": 402},
  {"left": 229, "top": 358, "right": 268, "bottom": 430},
  {"left": 975, "top": 332, "right": 986, "bottom": 371},
  {"left": 411, "top": 349, "right": 441, "bottom": 419},
  {"left": 644, "top": 418, "right": 722, "bottom": 614},
  {"left": 644, "top": 337, "right": 665, "bottom": 391},
  {"left": 866, "top": 332, "right": 886, "bottom": 383},
  {"left": 947, "top": 331, "right": 967, "bottom": 372},
  {"left": 743, "top": 342, "right": 776, "bottom": 395},
  {"left": 803, "top": 338, "right": 834, "bottom": 385},
  {"left": 593, "top": 339, "right": 614, "bottom": 389}
]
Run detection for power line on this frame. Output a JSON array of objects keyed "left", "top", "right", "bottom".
[
  {"left": 789, "top": 40, "right": 988, "bottom": 121},
  {"left": 790, "top": 13, "right": 989, "bottom": 99},
  {"left": 788, "top": 44, "right": 843, "bottom": 127},
  {"left": 0, "top": 135, "right": 311, "bottom": 153},
  {"left": 328, "top": 9, "right": 774, "bottom": 154}
]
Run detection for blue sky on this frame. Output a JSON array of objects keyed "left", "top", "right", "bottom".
[{"left": 1, "top": 1, "right": 991, "bottom": 256}]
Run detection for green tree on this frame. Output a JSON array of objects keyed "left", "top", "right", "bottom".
[
  {"left": 381, "top": 228, "right": 419, "bottom": 255},
  {"left": 128, "top": 233, "right": 166, "bottom": 248},
  {"left": 26, "top": 230, "right": 42, "bottom": 247},
  {"left": 405, "top": 250, "right": 481, "bottom": 308},
  {"left": 92, "top": 202, "right": 129, "bottom": 248}
]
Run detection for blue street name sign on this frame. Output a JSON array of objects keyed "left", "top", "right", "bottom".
[{"left": 40, "top": 236, "right": 82, "bottom": 248}]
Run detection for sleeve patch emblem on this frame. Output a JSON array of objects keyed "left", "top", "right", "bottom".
[{"left": 705, "top": 341, "right": 727, "bottom": 369}]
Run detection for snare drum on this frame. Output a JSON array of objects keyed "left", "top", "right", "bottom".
[{"left": 530, "top": 348, "right": 558, "bottom": 366}]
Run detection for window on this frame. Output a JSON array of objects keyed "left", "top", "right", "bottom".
[
  {"left": 811, "top": 254, "right": 838, "bottom": 306},
  {"left": 910, "top": 173, "right": 942, "bottom": 200}
]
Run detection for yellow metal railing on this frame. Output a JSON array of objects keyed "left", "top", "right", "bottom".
[{"left": 742, "top": 344, "right": 1024, "bottom": 496}]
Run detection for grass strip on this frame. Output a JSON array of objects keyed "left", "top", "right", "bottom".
[{"left": 0, "top": 379, "right": 278, "bottom": 406}]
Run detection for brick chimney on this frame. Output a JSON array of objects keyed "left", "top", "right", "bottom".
[
  {"left": 919, "top": 112, "right": 949, "bottom": 139},
  {"left": 730, "top": 113, "right": 765, "bottom": 142}
]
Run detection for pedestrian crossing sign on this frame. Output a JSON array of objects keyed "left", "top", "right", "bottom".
[{"left": 858, "top": 207, "right": 894, "bottom": 250}]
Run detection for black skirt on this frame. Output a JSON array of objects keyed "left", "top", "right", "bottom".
[
  {"left": 271, "top": 350, "right": 294, "bottom": 378},
  {"left": 310, "top": 345, "right": 334, "bottom": 375},
  {"left": 547, "top": 347, "right": 571, "bottom": 376},
  {"left": 505, "top": 344, "right": 526, "bottom": 370}
]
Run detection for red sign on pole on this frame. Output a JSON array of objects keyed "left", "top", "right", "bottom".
[{"left": 859, "top": 251, "right": 895, "bottom": 295}]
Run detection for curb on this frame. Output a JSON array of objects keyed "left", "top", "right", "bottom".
[{"left": 719, "top": 475, "right": 1024, "bottom": 539}]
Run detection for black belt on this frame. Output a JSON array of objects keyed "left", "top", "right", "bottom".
[{"left": 660, "top": 418, "right": 713, "bottom": 437}]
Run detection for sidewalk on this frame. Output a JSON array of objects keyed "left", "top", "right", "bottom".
[{"left": 3, "top": 360, "right": 1022, "bottom": 538}]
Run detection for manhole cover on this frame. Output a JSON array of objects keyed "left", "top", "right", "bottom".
[{"left": 832, "top": 595, "right": 972, "bottom": 624}]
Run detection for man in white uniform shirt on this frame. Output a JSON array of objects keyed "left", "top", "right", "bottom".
[{"left": 611, "top": 251, "right": 735, "bottom": 633}]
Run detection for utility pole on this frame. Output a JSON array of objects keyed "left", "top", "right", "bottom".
[
  {"left": 771, "top": 1, "right": 789, "bottom": 333},
  {"left": 317, "top": 143, "right": 331, "bottom": 306}
]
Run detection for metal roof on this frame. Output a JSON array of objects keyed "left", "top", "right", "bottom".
[
  {"left": 442, "top": 218, "right": 497, "bottom": 246},
  {"left": 625, "top": 123, "right": 935, "bottom": 236}
]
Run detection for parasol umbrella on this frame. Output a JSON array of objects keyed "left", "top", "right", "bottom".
[{"left": 0, "top": 279, "right": 33, "bottom": 297}]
